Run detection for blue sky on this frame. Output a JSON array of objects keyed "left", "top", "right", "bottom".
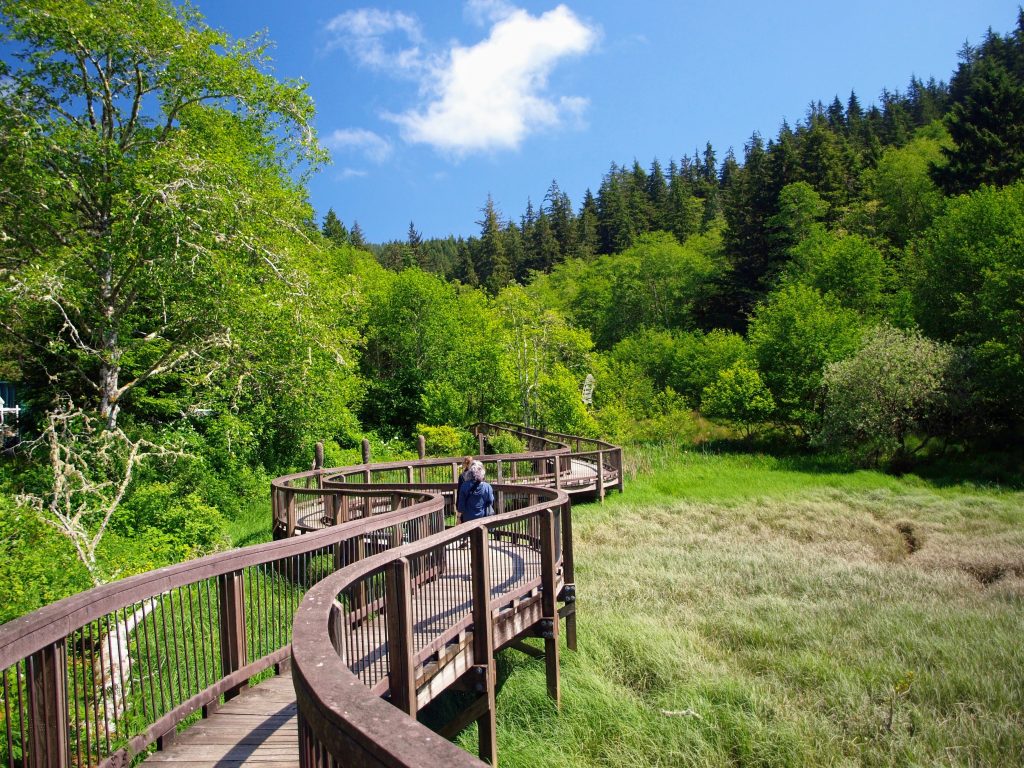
[{"left": 199, "top": 0, "right": 1018, "bottom": 242}]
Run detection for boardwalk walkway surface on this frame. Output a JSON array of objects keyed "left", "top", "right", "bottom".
[{"left": 143, "top": 673, "right": 297, "bottom": 767}]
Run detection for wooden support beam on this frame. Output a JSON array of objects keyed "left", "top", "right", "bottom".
[
  {"left": 471, "top": 526, "right": 497, "bottom": 765},
  {"left": 385, "top": 557, "right": 417, "bottom": 717},
  {"left": 561, "top": 502, "right": 577, "bottom": 653},
  {"left": 510, "top": 639, "right": 546, "bottom": 659},
  {"left": 438, "top": 684, "right": 492, "bottom": 740},
  {"left": 540, "top": 508, "right": 561, "bottom": 706}
]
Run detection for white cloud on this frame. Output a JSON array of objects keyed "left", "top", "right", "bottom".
[
  {"left": 464, "top": 0, "right": 516, "bottom": 26},
  {"left": 324, "top": 9, "right": 427, "bottom": 74},
  {"left": 389, "top": 5, "right": 598, "bottom": 156},
  {"left": 326, "top": 128, "right": 393, "bottom": 162},
  {"left": 337, "top": 168, "right": 369, "bottom": 179}
]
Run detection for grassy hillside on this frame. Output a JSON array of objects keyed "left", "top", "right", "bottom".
[{"left": 473, "top": 447, "right": 1024, "bottom": 766}]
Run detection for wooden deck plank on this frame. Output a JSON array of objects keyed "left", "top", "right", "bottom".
[{"left": 142, "top": 673, "right": 298, "bottom": 767}]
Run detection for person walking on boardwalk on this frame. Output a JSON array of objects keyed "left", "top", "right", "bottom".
[
  {"left": 457, "top": 460, "right": 495, "bottom": 522},
  {"left": 454, "top": 455, "right": 473, "bottom": 521}
]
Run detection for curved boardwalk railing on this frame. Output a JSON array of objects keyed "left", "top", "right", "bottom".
[{"left": 0, "top": 424, "right": 620, "bottom": 767}]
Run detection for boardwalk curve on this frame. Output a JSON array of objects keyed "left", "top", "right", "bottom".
[{"left": 0, "top": 423, "right": 622, "bottom": 767}]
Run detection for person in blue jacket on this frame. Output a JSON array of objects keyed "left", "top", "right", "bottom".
[{"left": 456, "top": 460, "right": 495, "bottom": 522}]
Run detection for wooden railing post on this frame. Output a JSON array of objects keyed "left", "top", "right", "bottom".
[
  {"left": 596, "top": 449, "right": 605, "bottom": 502},
  {"left": 385, "top": 558, "right": 417, "bottom": 717},
  {"left": 540, "top": 508, "right": 561, "bottom": 706},
  {"left": 217, "top": 570, "right": 248, "bottom": 701},
  {"left": 561, "top": 501, "right": 577, "bottom": 652},
  {"left": 554, "top": 455, "right": 562, "bottom": 490},
  {"left": 471, "top": 526, "right": 498, "bottom": 764},
  {"left": 286, "top": 490, "right": 297, "bottom": 538},
  {"left": 26, "top": 640, "right": 68, "bottom": 768}
]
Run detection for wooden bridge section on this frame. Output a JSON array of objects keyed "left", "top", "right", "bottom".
[{"left": 0, "top": 423, "right": 621, "bottom": 767}]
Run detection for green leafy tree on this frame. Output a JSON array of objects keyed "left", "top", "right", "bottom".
[
  {"left": 748, "top": 284, "right": 863, "bottom": 428},
  {"left": 817, "top": 325, "right": 953, "bottom": 465},
  {"left": 910, "top": 181, "right": 1024, "bottom": 428},
  {"left": 864, "top": 124, "right": 949, "bottom": 248},
  {"left": 670, "top": 329, "right": 749, "bottom": 406},
  {"left": 0, "top": 0, "right": 324, "bottom": 429},
  {"left": 786, "top": 231, "right": 887, "bottom": 315},
  {"left": 701, "top": 360, "right": 775, "bottom": 437},
  {"left": 495, "top": 285, "right": 595, "bottom": 430}
]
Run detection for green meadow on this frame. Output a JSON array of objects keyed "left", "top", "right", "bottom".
[{"left": 469, "top": 446, "right": 1024, "bottom": 767}]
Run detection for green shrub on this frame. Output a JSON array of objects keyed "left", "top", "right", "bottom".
[
  {"left": 701, "top": 361, "right": 775, "bottom": 437},
  {"left": 416, "top": 424, "right": 474, "bottom": 457},
  {"left": 486, "top": 431, "right": 527, "bottom": 455},
  {"left": 114, "top": 483, "right": 226, "bottom": 557}
]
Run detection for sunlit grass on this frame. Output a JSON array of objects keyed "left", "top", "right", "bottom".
[{"left": 480, "top": 444, "right": 1024, "bottom": 767}]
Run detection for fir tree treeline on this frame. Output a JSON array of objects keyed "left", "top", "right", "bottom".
[{"left": 360, "top": 75, "right": 951, "bottom": 324}]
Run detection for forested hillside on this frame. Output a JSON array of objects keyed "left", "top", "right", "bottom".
[{"left": 1, "top": 0, "right": 1021, "bottom": 621}]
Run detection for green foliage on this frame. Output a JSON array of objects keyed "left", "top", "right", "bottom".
[
  {"left": 748, "top": 284, "right": 864, "bottom": 428},
  {"left": 864, "top": 124, "right": 949, "bottom": 247},
  {"left": 495, "top": 285, "right": 597, "bottom": 430},
  {"left": 0, "top": 497, "right": 91, "bottom": 623},
  {"left": 361, "top": 267, "right": 516, "bottom": 433},
  {"left": 608, "top": 329, "right": 678, "bottom": 391},
  {"left": 669, "top": 329, "right": 749, "bottom": 406},
  {"left": 533, "top": 365, "right": 598, "bottom": 436},
  {"left": 817, "top": 326, "right": 955, "bottom": 465},
  {"left": 910, "top": 182, "right": 1024, "bottom": 428},
  {"left": 936, "top": 17, "right": 1024, "bottom": 194},
  {"left": 417, "top": 424, "right": 474, "bottom": 457},
  {"left": 0, "top": 0, "right": 327, "bottom": 429},
  {"left": 785, "top": 231, "right": 888, "bottom": 315},
  {"left": 529, "top": 231, "right": 721, "bottom": 348},
  {"left": 486, "top": 431, "right": 528, "bottom": 456},
  {"left": 701, "top": 361, "right": 775, "bottom": 436},
  {"left": 113, "top": 483, "right": 226, "bottom": 558}
]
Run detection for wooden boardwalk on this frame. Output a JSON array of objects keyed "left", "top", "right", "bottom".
[
  {"left": 143, "top": 672, "right": 298, "bottom": 767},
  {"left": 142, "top": 539, "right": 543, "bottom": 767}
]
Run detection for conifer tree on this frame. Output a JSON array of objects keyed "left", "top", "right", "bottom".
[
  {"left": 576, "top": 189, "right": 601, "bottom": 260},
  {"left": 935, "top": 15, "right": 1024, "bottom": 194},
  {"left": 349, "top": 221, "right": 369, "bottom": 250},
  {"left": 407, "top": 221, "right": 424, "bottom": 268},
  {"left": 322, "top": 208, "right": 349, "bottom": 246},
  {"left": 477, "top": 195, "right": 512, "bottom": 292}
]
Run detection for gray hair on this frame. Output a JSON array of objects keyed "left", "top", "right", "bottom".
[{"left": 469, "top": 460, "right": 486, "bottom": 482}]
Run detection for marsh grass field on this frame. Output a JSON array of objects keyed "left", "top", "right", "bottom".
[{"left": 466, "top": 446, "right": 1024, "bottom": 767}]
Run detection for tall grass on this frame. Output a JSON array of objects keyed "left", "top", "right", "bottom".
[{"left": 477, "top": 444, "right": 1024, "bottom": 766}]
